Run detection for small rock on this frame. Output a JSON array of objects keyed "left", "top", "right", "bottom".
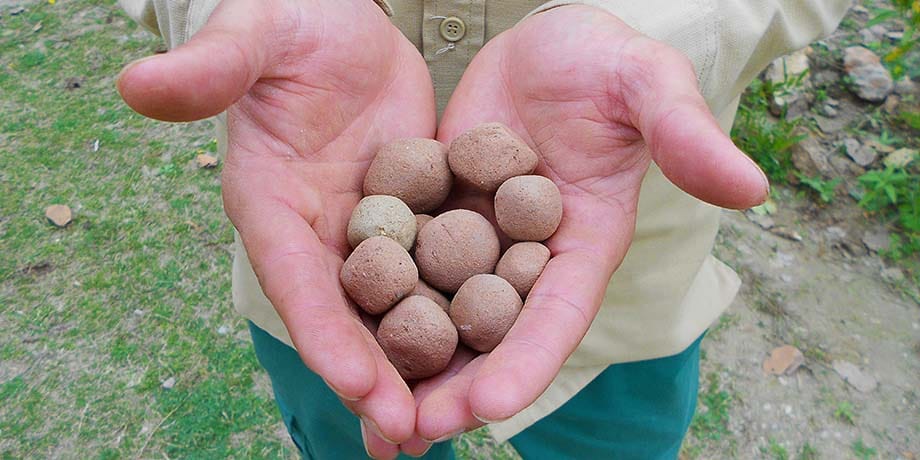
[
  {"left": 894, "top": 76, "right": 917, "bottom": 96},
  {"left": 859, "top": 29, "right": 878, "bottom": 44},
  {"left": 843, "top": 139, "right": 878, "bottom": 167},
  {"left": 881, "top": 267, "right": 905, "bottom": 283},
  {"left": 44, "top": 204, "right": 72, "bottom": 227},
  {"left": 791, "top": 134, "right": 834, "bottom": 177},
  {"left": 886, "top": 31, "right": 904, "bottom": 42},
  {"left": 830, "top": 153, "right": 865, "bottom": 176},
  {"left": 813, "top": 70, "right": 839, "bottom": 87},
  {"left": 843, "top": 47, "right": 894, "bottom": 102},
  {"left": 195, "top": 154, "right": 218, "bottom": 168},
  {"left": 10, "top": 6, "right": 25, "bottom": 15},
  {"left": 851, "top": 5, "right": 869, "bottom": 15},
  {"left": 161, "top": 377, "right": 176, "bottom": 390},
  {"left": 863, "top": 229, "right": 890, "bottom": 253},
  {"left": 825, "top": 226, "right": 847, "bottom": 241},
  {"left": 869, "top": 24, "right": 888, "bottom": 39},
  {"left": 133, "top": 309, "right": 144, "bottom": 316},
  {"left": 771, "top": 227, "right": 803, "bottom": 242},
  {"left": 815, "top": 115, "right": 847, "bottom": 134},
  {"left": 883, "top": 94, "right": 900, "bottom": 113},
  {"left": 884, "top": 148, "right": 917, "bottom": 169},
  {"left": 832, "top": 360, "right": 878, "bottom": 392},
  {"left": 763, "top": 345, "right": 805, "bottom": 375},
  {"left": 766, "top": 50, "right": 812, "bottom": 118},
  {"left": 864, "top": 139, "right": 896, "bottom": 154},
  {"left": 217, "top": 325, "right": 230, "bottom": 335},
  {"left": 821, "top": 104, "right": 838, "bottom": 117},
  {"left": 746, "top": 212, "right": 775, "bottom": 229}
]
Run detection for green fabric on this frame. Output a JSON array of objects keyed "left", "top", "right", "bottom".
[{"left": 248, "top": 322, "right": 702, "bottom": 459}]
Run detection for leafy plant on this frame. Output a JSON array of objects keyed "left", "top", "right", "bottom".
[
  {"left": 858, "top": 163, "right": 920, "bottom": 259},
  {"left": 851, "top": 439, "right": 877, "bottom": 460},
  {"left": 796, "top": 173, "right": 842, "bottom": 203},
  {"left": 690, "top": 373, "right": 732, "bottom": 441},
  {"left": 833, "top": 400, "right": 856, "bottom": 424},
  {"left": 867, "top": 0, "right": 920, "bottom": 78},
  {"left": 798, "top": 442, "right": 819, "bottom": 460},
  {"left": 732, "top": 79, "right": 807, "bottom": 183}
]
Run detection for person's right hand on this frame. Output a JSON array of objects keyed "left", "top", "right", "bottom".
[{"left": 117, "top": 1, "right": 436, "bottom": 457}]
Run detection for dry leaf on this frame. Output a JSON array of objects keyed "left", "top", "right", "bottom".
[
  {"left": 31, "top": 21, "right": 42, "bottom": 32},
  {"left": 770, "top": 226, "right": 803, "bottom": 242},
  {"left": 196, "top": 154, "right": 218, "bottom": 168},
  {"left": 762, "top": 345, "right": 804, "bottom": 375},
  {"left": 44, "top": 204, "right": 72, "bottom": 227}
]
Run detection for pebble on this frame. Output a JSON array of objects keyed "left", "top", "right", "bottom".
[
  {"left": 843, "top": 47, "right": 894, "bottom": 102},
  {"left": 832, "top": 360, "right": 878, "bottom": 393},
  {"left": 161, "top": 377, "right": 176, "bottom": 390},
  {"left": 843, "top": 139, "right": 878, "bottom": 167},
  {"left": 884, "top": 148, "right": 917, "bottom": 169},
  {"left": 217, "top": 325, "right": 230, "bottom": 335},
  {"left": 862, "top": 228, "right": 890, "bottom": 253},
  {"left": 894, "top": 76, "right": 916, "bottom": 96},
  {"left": 881, "top": 267, "right": 905, "bottom": 283}
]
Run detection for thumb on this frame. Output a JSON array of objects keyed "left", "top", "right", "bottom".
[
  {"left": 117, "top": 0, "right": 287, "bottom": 122},
  {"left": 626, "top": 42, "right": 770, "bottom": 210}
]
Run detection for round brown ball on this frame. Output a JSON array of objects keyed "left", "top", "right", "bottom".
[
  {"left": 409, "top": 278, "right": 451, "bottom": 311},
  {"left": 415, "top": 214, "right": 434, "bottom": 233},
  {"left": 494, "top": 175, "right": 563, "bottom": 241},
  {"left": 495, "top": 242, "right": 551, "bottom": 299},
  {"left": 347, "top": 195, "right": 417, "bottom": 251},
  {"left": 447, "top": 123, "right": 539, "bottom": 193},
  {"left": 377, "top": 295, "right": 458, "bottom": 380},
  {"left": 449, "top": 274, "right": 523, "bottom": 352},
  {"left": 340, "top": 236, "right": 418, "bottom": 315},
  {"left": 363, "top": 139, "right": 452, "bottom": 213},
  {"left": 414, "top": 209, "right": 501, "bottom": 293}
]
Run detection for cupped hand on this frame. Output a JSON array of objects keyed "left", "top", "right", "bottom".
[
  {"left": 403, "top": 5, "right": 769, "bottom": 451},
  {"left": 116, "top": 0, "right": 436, "bottom": 457}
]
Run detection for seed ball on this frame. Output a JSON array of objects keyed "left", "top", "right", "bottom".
[
  {"left": 409, "top": 278, "right": 451, "bottom": 311},
  {"left": 415, "top": 214, "right": 434, "bottom": 233},
  {"left": 363, "top": 139, "right": 453, "bottom": 213},
  {"left": 449, "top": 274, "right": 523, "bottom": 352},
  {"left": 495, "top": 242, "right": 551, "bottom": 299},
  {"left": 447, "top": 123, "right": 539, "bottom": 193},
  {"left": 340, "top": 236, "right": 418, "bottom": 315},
  {"left": 377, "top": 295, "right": 458, "bottom": 380},
  {"left": 347, "top": 195, "right": 417, "bottom": 251},
  {"left": 414, "top": 209, "right": 501, "bottom": 293},
  {"left": 494, "top": 175, "right": 563, "bottom": 241}
]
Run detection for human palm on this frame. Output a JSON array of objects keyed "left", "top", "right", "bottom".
[
  {"left": 117, "top": 0, "right": 436, "bottom": 454},
  {"left": 403, "top": 5, "right": 769, "bottom": 452}
]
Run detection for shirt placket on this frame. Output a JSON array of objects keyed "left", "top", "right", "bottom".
[{"left": 422, "top": 0, "right": 486, "bottom": 113}]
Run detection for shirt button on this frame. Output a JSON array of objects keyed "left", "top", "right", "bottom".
[{"left": 439, "top": 17, "right": 466, "bottom": 42}]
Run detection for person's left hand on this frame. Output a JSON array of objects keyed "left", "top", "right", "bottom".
[{"left": 398, "top": 5, "right": 769, "bottom": 454}]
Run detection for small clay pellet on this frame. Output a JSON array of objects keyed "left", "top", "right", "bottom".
[
  {"left": 363, "top": 139, "right": 453, "bottom": 213},
  {"left": 340, "top": 236, "right": 418, "bottom": 315},
  {"left": 377, "top": 295, "right": 458, "bottom": 380},
  {"left": 494, "top": 175, "right": 562, "bottom": 241},
  {"left": 495, "top": 242, "right": 551, "bottom": 298},
  {"left": 449, "top": 274, "right": 523, "bottom": 352},
  {"left": 347, "top": 195, "right": 417, "bottom": 251},
  {"left": 447, "top": 123, "right": 538, "bottom": 193},
  {"left": 414, "top": 209, "right": 501, "bottom": 293}
]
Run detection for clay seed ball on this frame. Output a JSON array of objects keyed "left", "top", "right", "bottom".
[
  {"left": 494, "top": 242, "right": 551, "bottom": 299},
  {"left": 415, "top": 214, "right": 434, "bottom": 233},
  {"left": 340, "top": 236, "right": 418, "bottom": 315},
  {"left": 409, "top": 278, "right": 451, "bottom": 311},
  {"left": 414, "top": 209, "right": 501, "bottom": 293},
  {"left": 447, "top": 123, "right": 539, "bottom": 193},
  {"left": 377, "top": 295, "right": 458, "bottom": 380},
  {"left": 347, "top": 195, "right": 417, "bottom": 251},
  {"left": 449, "top": 274, "right": 523, "bottom": 352},
  {"left": 363, "top": 139, "right": 453, "bottom": 213},
  {"left": 494, "top": 175, "right": 563, "bottom": 241}
]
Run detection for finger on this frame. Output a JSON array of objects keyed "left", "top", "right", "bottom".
[
  {"left": 413, "top": 350, "right": 487, "bottom": 443},
  {"left": 361, "top": 419, "right": 400, "bottom": 460},
  {"left": 622, "top": 40, "right": 769, "bottom": 209},
  {"left": 223, "top": 166, "right": 377, "bottom": 401},
  {"left": 468, "top": 196, "right": 624, "bottom": 423},
  {"left": 117, "top": 0, "right": 290, "bottom": 121},
  {"left": 342, "top": 325, "right": 417, "bottom": 444}
]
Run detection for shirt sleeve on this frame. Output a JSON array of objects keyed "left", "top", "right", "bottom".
[
  {"left": 117, "top": 0, "right": 394, "bottom": 49},
  {"left": 527, "top": 0, "right": 851, "bottom": 113}
]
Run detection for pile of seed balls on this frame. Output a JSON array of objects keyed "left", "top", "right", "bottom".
[{"left": 339, "top": 123, "right": 563, "bottom": 380}]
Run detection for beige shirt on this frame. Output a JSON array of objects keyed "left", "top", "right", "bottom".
[{"left": 120, "top": 0, "right": 851, "bottom": 441}]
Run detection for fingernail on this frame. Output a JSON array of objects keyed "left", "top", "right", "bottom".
[
  {"left": 359, "top": 419, "right": 373, "bottom": 458},
  {"left": 472, "top": 412, "right": 509, "bottom": 424},
  {"left": 418, "top": 443, "right": 432, "bottom": 456},
  {"left": 116, "top": 55, "right": 159, "bottom": 85},
  {"left": 361, "top": 416, "right": 398, "bottom": 444},
  {"left": 423, "top": 429, "right": 465, "bottom": 444},
  {"left": 323, "top": 377, "right": 360, "bottom": 401}
]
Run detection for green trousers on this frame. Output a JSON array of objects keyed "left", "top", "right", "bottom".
[{"left": 249, "top": 322, "right": 702, "bottom": 459}]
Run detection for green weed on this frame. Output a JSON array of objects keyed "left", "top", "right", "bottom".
[
  {"left": 690, "top": 373, "right": 732, "bottom": 441},
  {"left": 796, "top": 173, "right": 842, "bottom": 203},
  {"left": 851, "top": 439, "right": 877, "bottom": 459}
]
